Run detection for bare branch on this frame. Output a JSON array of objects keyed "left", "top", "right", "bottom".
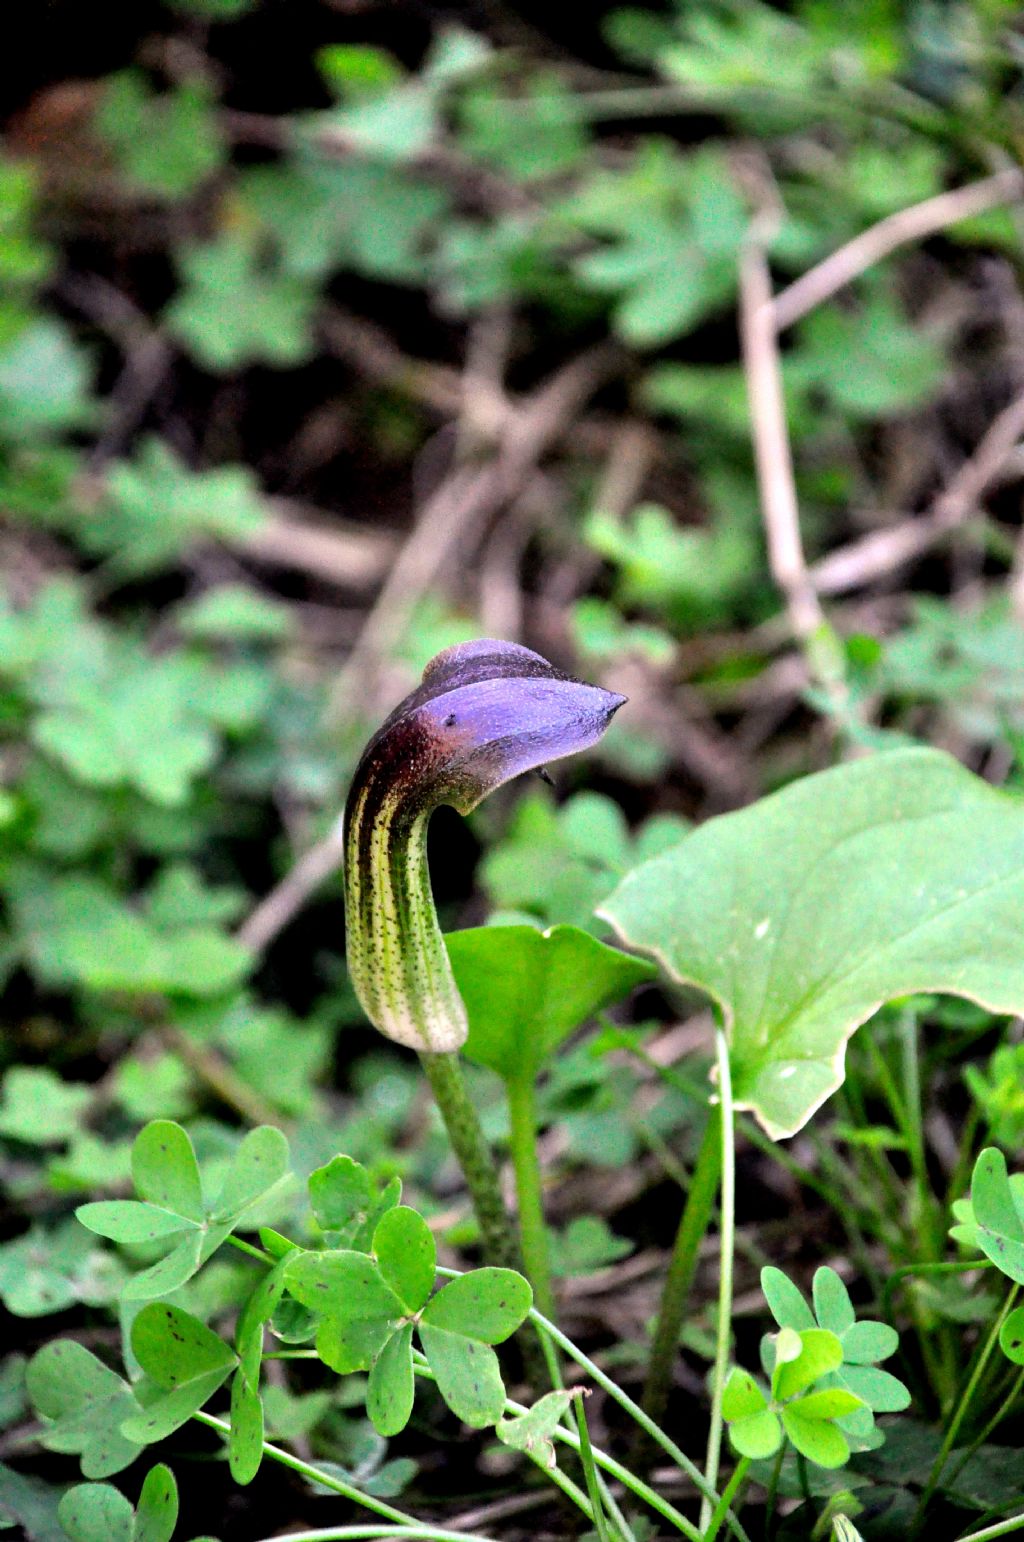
[
  {"left": 236, "top": 814, "right": 347, "bottom": 954},
  {"left": 739, "top": 237, "right": 826, "bottom": 644},
  {"left": 773, "top": 167, "right": 1024, "bottom": 331},
  {"left": 812, "top": 386, "right": 1024, "bottom": 595}
]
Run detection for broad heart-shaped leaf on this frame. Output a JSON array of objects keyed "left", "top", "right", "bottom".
[
  {"left": 57, "top": 1482, "right": 134, "bottom": 1542},
  {"left": 367, "top": 1322, "right": 415, "bottom": 1437},
  {"left": 450, "top": 924, "right": 655, "bottom": 1086},
  {"left": 971, "top": 1147, "right": 1024, "bottom": 1284},
  {"left": 121, "top": 1305, "right": 235, "bottom": 1444},
  {"left": 26, "top": 1340, "right": 143, "bottom": 1479},
  {"left": 134, "top": 1464, "right": 178, "bottom": 1542},
  {"left": 419, "top": 1268, "right": 532, "bottom": 1342},
  {"left": 373, "top": 1206, "right": 436, "bottom": 1312},
  {"left": 601, "top": 747, "right": 1024, "bottom": 1138},
  {"left": 417, "top": 1323, "right": 507, "bottom": 1429}
]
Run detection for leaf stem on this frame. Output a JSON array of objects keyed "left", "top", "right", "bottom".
[
  {"left": 957, "top": 1516, "right": 1024, "bottom": 1542},
  {"left": 641, "top": 1107, "right": 722, "bottom": 1427},
  {"left": 192, "top": 1411, "right": 415, "bottom": 1526},
  {"left": 419, "top": 1050, "right": 520, "bottom": 1273},
  {"left": 506, "top": 1074, "right": 555, "bottom": 1319},
  {"left": 911, "top": 1284, "right": 1021, "bottom": 1533},
  {"left": 702, "top": 1457, "right": 751, "bottom": 1542},
  {"left": 575, "top": 1391, "right": 615, "bottom": 1542},
  {"left": 252, "top": 1529, "right": 498, "bottom": 1542},
  {"left": 701, "top": 1026, "right": 736, "bottom": 1532}
]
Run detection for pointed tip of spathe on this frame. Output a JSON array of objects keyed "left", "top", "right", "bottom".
[{"left": 603, "top": 689, "right": 628, "bottom": 717}]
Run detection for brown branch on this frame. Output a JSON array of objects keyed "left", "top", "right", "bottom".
[
  {"left": 236, "top": 814, "right": 347, "bottom": 954},
  {"left": 242, "top": 503, "right": 397, "bottom": 591},
  {"left": 773, "top": 167, "right": 1024, "bottom": 331},
  {"left": 739, "top": 236, "right": 826, "bottom": 644},
  {"left": 328, "top": 343, "right": 621, "bottom": 719},
  {"left": 811, "top": 386, "right": 1024, "bottom": 595}
]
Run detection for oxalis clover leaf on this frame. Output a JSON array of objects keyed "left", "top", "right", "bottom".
[
  {"left": 723, "top": 1327, "right": 867, "bottom": 1469},
  {"left": 951, "top": 1147, "right": 1024, "bottom": 1371},
  {"left": 77, "top": 1120, "right": 291, "bottom": 1300},
  {"left": 56, "top": 1463, "right": 204, "bottom": 1542},
  {"left": 285, "top": 1200, "right": 532, "bottom": 1436},
  {"left": 761, "top": 1265, "right": 910, "bottom": 1449},
  {"left": 26, "top": 1340, "right": 143, "bottom": 1479}
]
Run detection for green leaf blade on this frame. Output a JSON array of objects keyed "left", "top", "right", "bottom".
[{"left": 602, "top": 748, "right": 1024, "bottom": 1138}]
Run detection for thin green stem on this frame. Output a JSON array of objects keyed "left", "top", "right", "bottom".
[
  {"left": 433, "top": 1267, "right": 750, "bottom": 1542},
  {"left": 701, "top": 1027, "right": 736, "bottom": 1533},
  {"left": 413, "top": 1357, "right": 694, "bottom": 1538},
  {"left": 575, "top": 1392, "right": 614, "bottom": 1542},
  {"left": 642, "top": 1107, "right": 723, "bottom": 1428},
  {"left": 702, "top": 1458, "right": 751, "bottom": 1542},
  {"left": 193, "top": 1412, "right": 414, "bottom": 1526},
  {"left": 506, "top": 1074, "right": 555, "bottom": 1319},
  {"left": 882, "top": 1260, "right": 996, "bottom": 1324},
  {"left": 253, "top": 1529, "right": 497, "bottom": 1542},
  {"left": 911, "top": 1285, "right": 1021, "bottom": 1534},
  {"left": 944, "top": 1363, "right": 1024, "bottom": 1490},
  {"left": 419, "top": 1051, "right": 520, "bottom": 1273},
  {"left": 957, "top": 1516, "right": 1024, "bottom": 1542},
  {"left": 227, "top": 1234, "right": 275, "bottom": 1265},
  {"left": 764, "top": 1443, "right": 785, "bottom": 1540}
]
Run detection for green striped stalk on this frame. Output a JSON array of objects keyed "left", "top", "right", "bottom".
[{"left": 343, "top": 639, "right": 624, "bottom": 1266}]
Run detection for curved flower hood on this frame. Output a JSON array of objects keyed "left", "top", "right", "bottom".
[{"left": 344, "top": 639, "right": 625, "bottom": 1052}]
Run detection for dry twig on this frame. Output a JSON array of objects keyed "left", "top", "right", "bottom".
[
  {"left": 812, "top": 386, "right": 1024, "bottom": 595},
  {"left": 739, "top": 235, "right": 828, "bottom": 645},
  {"left": 329, "top": 344, "right": 620, "bottom": 719},
  {"left": 236, "top": 813, "right": 347, "bottom": 954},
  {"left": 773, "top": 167, "right": 1024, "bottom": 330}
]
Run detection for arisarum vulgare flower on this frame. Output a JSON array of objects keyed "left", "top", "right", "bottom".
[{"left": 344, "top": 638, "right": 625, "bottom": 1055}]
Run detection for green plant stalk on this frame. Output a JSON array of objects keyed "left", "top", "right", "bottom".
[
  {"left": 957, "top": 1516, "right": 1024, "bottom": 1542},
  {"left": 530, "top": 1307, "right": 750, "bottom": 1542},
  {"left": 912, "top": 1284, "right": 1021, "bottom": 1533},
  {"left": 700, "top": 1027, "right": 736, "bottom": 1533},
  {"left": 945, "top": 1364, "right": 1024, "bottom": 1490},
  {"left": 641, "top": 1106, "right": 723, "bottom": 1427},
  {"left": 506, "top": 1074, "right": 555, "bottom": 1318},
  {"left": 702, "top": 1457, "right": 751, "bottom": 1542},
  {"left": 193, "top": 1411, "right": 415, "bottom": 1526},
  {"left": 420, "top": 1049, "right": 521, "bottom": 1273},
  {"left": 575, "top": 1391, "right": 614, "bottom": 1542},
  {"left": 253, "top": 1529, "right": 498, "bottom": 1542},
  {"left": 433, "top": 1267, "right": 750, "bottom": 1541},
  {"left": 413, "top": 1359, "right": 686, "bottom": 1537}
]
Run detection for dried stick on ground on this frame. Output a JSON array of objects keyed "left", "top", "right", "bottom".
[
  {"left": 236, "top": 813, "right": 347, "bottom": 954},
  {"left": 811, "top": 385, "right": 1024, "bottom": 595},
  {"left": 773, "top": 167, "right": 1024, "bottom": 330},
  {"left": 329, "top": 344, "right": 620, "bottom": 720},
  {"left": 243, "top": 502, "right": 397, "bottom": 591},
  {"left": 739, "top": 235, "right": 830, "bottom": 648}
]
